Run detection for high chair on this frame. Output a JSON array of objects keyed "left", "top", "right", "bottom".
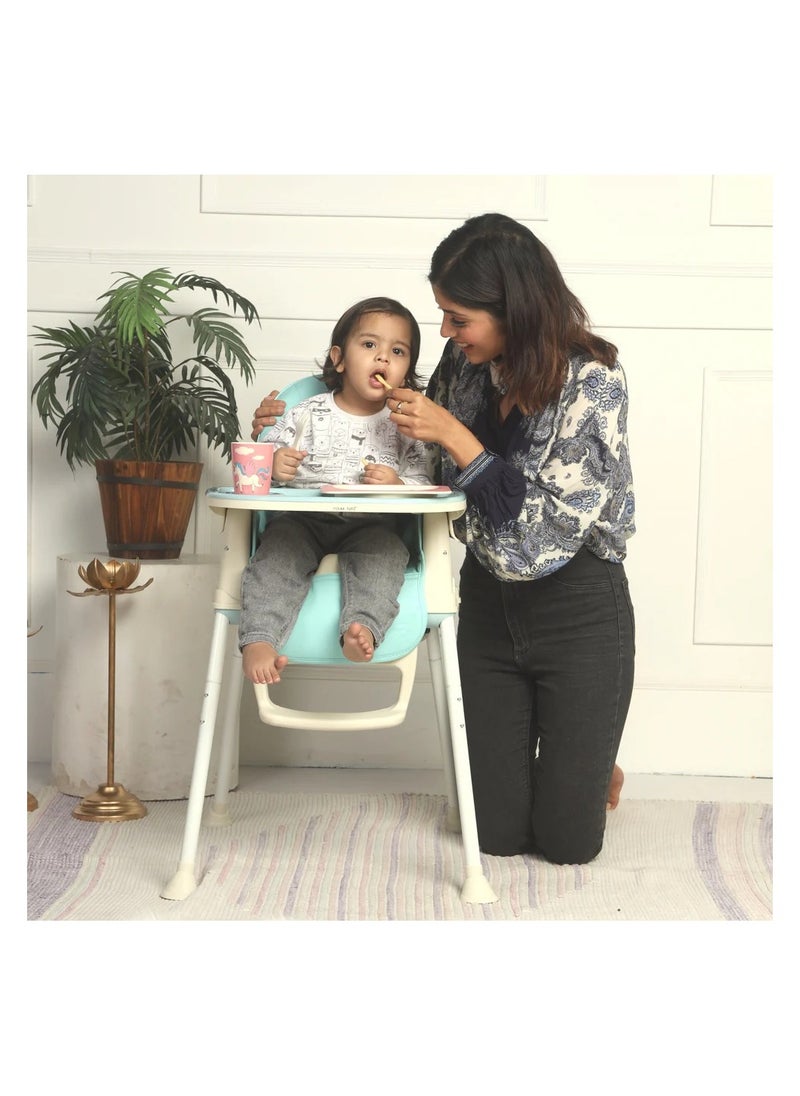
[{"left": 161, "top": 376, "right": 497, "bottom": 906}]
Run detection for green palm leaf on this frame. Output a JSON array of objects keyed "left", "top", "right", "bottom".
[
  {"left": 183, "top": 310, "right": 256, "bottom": 380},
  {"left": 96, "top": 268, "right": 177, "bottom": 344},
  {"left": 31, "top": 268, "right": 260, "bottom": 466},
  {"left": 173, "top": 272, "right": 259, "bottom": 324}
]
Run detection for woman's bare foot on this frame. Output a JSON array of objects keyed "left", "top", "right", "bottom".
[
  {"left": 341, "top": 622, "right": 375, "bottom": 662},
  {"left": 242, "top": 641, "right": 289, "bottom": 684},
  {"left": 607, "top": 763, "right": 624, "bottom": 810}
]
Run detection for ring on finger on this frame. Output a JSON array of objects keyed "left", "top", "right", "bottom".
[{"left": 396, "top": 400, "right": 405, "bottom": 414}]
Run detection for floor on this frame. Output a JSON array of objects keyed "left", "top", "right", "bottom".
[{"left": 27, "top": 762, "right": 773, "bottom": 803}]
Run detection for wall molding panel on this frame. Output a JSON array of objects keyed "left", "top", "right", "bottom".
[
  {"left": 694, "top": 368, "right": 772, "bottom": 646},
  {"left": 28, "top": 246, "right": 771, "bottom": 280},
  {"left": 28, "top": 247, "right": 430, "bottom": 270},
  {"left": 200, "top": 174, "right": 548, "bottom": 221},
  {"left": 28, "top": 250, "right": 773, "bottom": 332},
  {"left": 710, "top": 175, "right": 772, "bottom": 227}
]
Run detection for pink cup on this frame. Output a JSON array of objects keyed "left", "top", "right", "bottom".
[{"left": 231, "top": 442, "right": 274, "bottom": 495}]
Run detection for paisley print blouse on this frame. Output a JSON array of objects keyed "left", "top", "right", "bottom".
[{"left": 425, "top": 340, "right": 636, "bottom": 581}]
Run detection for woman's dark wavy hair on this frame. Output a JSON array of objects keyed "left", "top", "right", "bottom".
[
  {"left": 320, "top": 297, "right": 424, "bottom": 392},
  {"left": 428, "top": 213, "right": 618, "bottom": 412}
]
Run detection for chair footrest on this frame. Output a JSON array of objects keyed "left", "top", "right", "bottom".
[{"left": 254, "top": 649, "right": 418, "bottom": 730}]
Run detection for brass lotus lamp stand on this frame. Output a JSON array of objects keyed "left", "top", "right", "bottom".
[{"left": 68, "top": 559, "right": 153, "bottom": 822}]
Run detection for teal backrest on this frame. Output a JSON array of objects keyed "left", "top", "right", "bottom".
[
  {"left": 256, "top": 375, "right": 327, "bottom": 443},
  {"left": 252, "top": 374, "right": 326, "bottom": 547}
]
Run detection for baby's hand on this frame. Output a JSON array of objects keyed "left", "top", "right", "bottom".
[
  {"left": 361, "top": 461, "right": 402, "bottom": 485},
  {"left": 274, "top": 446, "right": 308, "bottom": 482}
]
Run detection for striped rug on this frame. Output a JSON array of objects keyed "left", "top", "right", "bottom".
[{"left": 27, "top": 786, "right": 772, "bottom": 921}]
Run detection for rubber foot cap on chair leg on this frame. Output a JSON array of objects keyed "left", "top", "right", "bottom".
[
  {"left": 461, "top": 868, "right": 498, "bottom": 905},
  {"left": 205, "top": 803, "right": 232, "bottom": 827},
  {"left": 160, "top": 866, "right": 198, "bottom": 901}
]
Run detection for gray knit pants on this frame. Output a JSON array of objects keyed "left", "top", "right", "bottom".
[{"left": 239, "top": 512, "right": 409, "bottom": 652}]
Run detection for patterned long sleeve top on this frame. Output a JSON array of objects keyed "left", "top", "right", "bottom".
[{"left": 424, "top": 340, "right": 636, "bottom": 581}]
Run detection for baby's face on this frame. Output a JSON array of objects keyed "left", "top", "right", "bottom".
[{"left": 334, "top": 312, "right": 413, "bottom": 402}]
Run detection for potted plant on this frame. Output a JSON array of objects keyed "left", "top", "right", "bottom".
[{"left": 31, "top": 267, "right": 260, "bottom": 559}]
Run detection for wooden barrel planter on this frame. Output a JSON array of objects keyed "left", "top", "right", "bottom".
[{"left": 95, "top": 459, "right": 204, "bottom": 560}]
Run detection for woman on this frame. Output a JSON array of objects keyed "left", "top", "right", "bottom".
[{"left": 252, "top": 213, "right": 635, "bottom": 865}]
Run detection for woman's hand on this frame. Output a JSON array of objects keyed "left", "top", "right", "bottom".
[
  {"left": 273, "top": 446, "right": 308, "bottom": 483},
  {"left": 387, "top": 387, "right": 485, "bottom": 471},
  {"left": 251, "top": 390, "right": 286, "bottom": 441},
  {"left": 385, "top": 387, "right": 448, "bottom": 441}
]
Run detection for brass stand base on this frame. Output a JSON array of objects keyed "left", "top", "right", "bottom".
[{"left": 72, "top": 783, "right": 147, "bottom": 822}]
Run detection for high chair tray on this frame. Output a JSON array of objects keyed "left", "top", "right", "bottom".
[
  {"left": 205, "top": 486, "right": 465, "bottom": 514},
  {"left": 207, "top": 485, "right": 451, "bottom": 498},
  {"left": 320, "top": 484, "right": 452, "bottom": 497}
]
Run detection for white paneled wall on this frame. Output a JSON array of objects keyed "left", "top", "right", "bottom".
[{"left": 27, "top": 175, "right": 772, "bottom": 777}]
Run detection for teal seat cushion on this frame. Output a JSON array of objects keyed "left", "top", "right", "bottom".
[{"left": 282, "top": 558, "right": 428, "bottom": 665}]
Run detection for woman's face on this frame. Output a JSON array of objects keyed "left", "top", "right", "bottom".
[{"left": 432, "top": 287, "right": 506, "bottom": 365}]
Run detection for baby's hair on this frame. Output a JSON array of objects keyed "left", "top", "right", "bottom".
[{"left": 320, "top": 296, "right": 424, "bottom": 392}]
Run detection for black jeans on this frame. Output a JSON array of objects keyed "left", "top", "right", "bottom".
[{"left": 456, "top": 546, "right": 635, "bottom": 864}]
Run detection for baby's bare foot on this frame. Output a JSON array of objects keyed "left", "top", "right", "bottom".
[
  {"left": 242, "top": 641, "right": 289, "bottom": 684},
  {"left": 341, "top": 622, "right": 375, "bottom": 662},
  {"left": 607, "top": 763, "right": 624, "bottom": 810}
]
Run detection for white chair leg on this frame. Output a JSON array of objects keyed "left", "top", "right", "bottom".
[
  {"left": 161, "top": 611, "right": 230, "bottom": 900},
  {"left": 426, "top": 628, "right": 461, "bottom": 833},
  {"left": 436, "top": 615, "right": 498, "bottom": 904},
  {"left": 206, "top": 634, "right": 243, "bottom": 827}
]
